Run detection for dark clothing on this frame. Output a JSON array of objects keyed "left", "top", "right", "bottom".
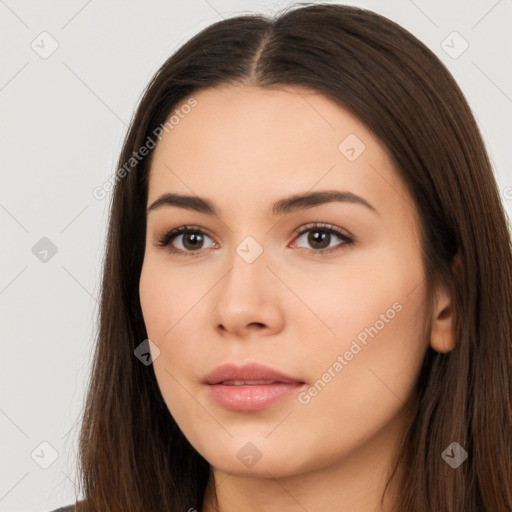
[{"left": 48, "top": 505, "right": 74, "bottom": 512}]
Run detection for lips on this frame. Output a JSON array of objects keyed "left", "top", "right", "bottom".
[
  {"left": 203, "top": 362, "right": 304, "bottom": 385},
  {"left": 203, "top": 362, "right": 306, "bottom": 411}
]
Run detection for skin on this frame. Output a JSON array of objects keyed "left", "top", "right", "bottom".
[{"left": 139, "top": 84, "right": 456, "bottom": 512}]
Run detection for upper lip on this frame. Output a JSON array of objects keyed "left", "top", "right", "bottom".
[{"left": 203, "top": 362, "right": 304, "bottom": 385}]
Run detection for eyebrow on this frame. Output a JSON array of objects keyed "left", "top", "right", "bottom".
[{"left": 147, "top": 190, "right": 379, "bottom": 216}]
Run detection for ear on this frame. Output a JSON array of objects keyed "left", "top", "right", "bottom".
[{"left": 429, "top": 252, "right": 460, "bottom": 354}]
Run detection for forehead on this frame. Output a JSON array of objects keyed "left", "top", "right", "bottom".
[
  {"left": 159, "top": 84, "right": 377, "bottom": 158},
  {"left": 147, "top": 84, "right": 414, "bottom": 222}
]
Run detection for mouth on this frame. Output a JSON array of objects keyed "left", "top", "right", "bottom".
[{"left": 203, "top": 362, "right": 306, "bottom": 411}]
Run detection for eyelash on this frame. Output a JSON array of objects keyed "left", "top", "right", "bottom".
[{"left": 154, "top": 222, "right": 354, "bottom": 257}]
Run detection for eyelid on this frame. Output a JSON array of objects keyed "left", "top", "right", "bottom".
[
  {"left": 290, "top": 222, "right": 354, "bottom": 254},
  {"left": 153, "top": 224, "right": 217, "bottom": 250},
  {"left": 292, "top": 222, "right": 353, "bottom": 239}
]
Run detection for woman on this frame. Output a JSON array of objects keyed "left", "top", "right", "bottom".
[{"left": 52, "top": 3, "right": 512, "bottom": 511}]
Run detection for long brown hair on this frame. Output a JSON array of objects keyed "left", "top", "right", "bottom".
[{"left": 74, "top": 3, "right": 512, "bottom": 511}]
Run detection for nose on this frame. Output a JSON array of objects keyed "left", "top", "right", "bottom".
[{"left": 211, "top": 247, "right": 285, "bottom": 339}]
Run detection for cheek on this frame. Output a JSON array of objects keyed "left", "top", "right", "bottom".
[
  {"left": 139, "top": 259, "right": 201, "bottom": 420},
  {"left": 282, "top": 244, "right": 425, "bottom": 348},
  {"left": 139, "top": 257, "right": 208, "bottom": 383},
  {"left": 290, "top": 243, "right": 428, "bottom": 398},
  {"left": 297, "top": 296, "right": 426, "bottom": 445},
  {"left": 302, "top": 253, "right": 426, "bottom": 403},
  {"left": 139, "top": 258, "right": 195, "bottom": 340}
]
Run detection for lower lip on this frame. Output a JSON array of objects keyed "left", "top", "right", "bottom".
[{"left": 205, "top": 382, "right": 305, "bottom": 411}]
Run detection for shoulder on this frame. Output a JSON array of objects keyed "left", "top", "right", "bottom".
[
  {"left": 46, "top": 505, "right": 75, "bottom": 512},
  {"left": 46, "top": 499, "right": 87, "bottom": 512}
]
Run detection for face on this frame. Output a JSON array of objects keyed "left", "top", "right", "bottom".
[{"left": 139, "top": 84, "right": 430, "bottom": 477}]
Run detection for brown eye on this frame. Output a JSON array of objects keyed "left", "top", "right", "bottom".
[
  {"left": 181, "top": 232, "right": 205, "bottom": 250},
  {"left": 292, "top": 223, "right": 354, "bottom": 254},
  {"left": 305, "top": 230, "right": 331, "bottom": 250},
  {"left": 155, "top": 226, "right": 216, "bottom": 254}
]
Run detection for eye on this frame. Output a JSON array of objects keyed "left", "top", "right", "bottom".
[
  {"left": 290, "top": 222, "right": 354, "bottom": 255},
  {"left": 154, "top": 225, "right": 216, "bottom": 255}
]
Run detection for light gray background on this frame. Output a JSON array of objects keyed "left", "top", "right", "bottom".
[{"left": 1, "top": 1, "right": 511, "bottom": 511}]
